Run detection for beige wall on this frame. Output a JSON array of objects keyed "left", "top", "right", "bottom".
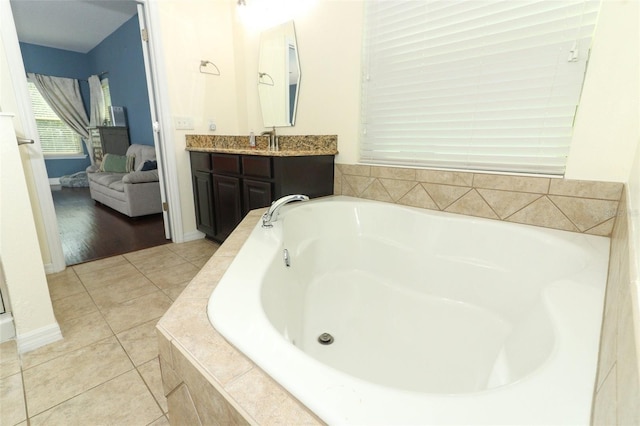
[
  {"left": 0, "top": 6, "right": 52, "bottom": 268},
  {"left": 627, "top": 137, "right": 640, "bottom": 355},
  {"left": 155, "top": 1, "right": 638, "bottom": 241},
  {"left": 565, "top": 0, "right": 639, "bottom": 183},
  {"left": 154, "top": 0, "right": 364, "bottom": 236},
  {"left": 1, "top": 15, "right": 59, "bottom": 346},
  {"left": 0, "top": 113, "right": 59, "bottom": 348},
  {"left": 155, "top": 0, "right": 242, "bottom": 237}
]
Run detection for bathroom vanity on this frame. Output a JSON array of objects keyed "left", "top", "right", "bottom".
[{"left": 187, "top": 135, "right": 337, "bottom": 242}]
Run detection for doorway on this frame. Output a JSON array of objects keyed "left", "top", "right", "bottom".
[
  {"left": 51, "top": 187, "right": 167, "bottom": 265},
  {"left": 8, "top": 0, "right": 174, "bottom": 267}
]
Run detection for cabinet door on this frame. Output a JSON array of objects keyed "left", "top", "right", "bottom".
[
  {"left": 193, "top": 171, "right": 215, "bottom": 237},
  {"left": 212, "top": 174, "right": 242, "bottom": 242},
  {"left": 243, "top": 179, "right": 272, "bottom": 215}
]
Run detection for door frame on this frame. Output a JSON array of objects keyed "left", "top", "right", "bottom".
[
  {"left": 1, "top": 0, "right": 184, "bottom": 273},
  {"left": 0, "top": 2, "right": 65, "bottom": 273},
  {"left": 136, "top": 1, "right": 184, "bottom": 242}
]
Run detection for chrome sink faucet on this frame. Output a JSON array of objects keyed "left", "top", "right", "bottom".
[
  {"left": 261, "top": 126, "right": 277, "bottom": 150},
  {"left": 262, "top": 194, "right": 309, "bottom": 228}
]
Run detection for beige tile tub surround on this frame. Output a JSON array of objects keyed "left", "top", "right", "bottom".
[
  {"left": 335, "top": 164, "right": 624, "bottom": 236},
  {"left": 157, "top": 210, "right": 322, "bottom": 425},
  {"left": 592, "top": 190, "right": 640, "bottom": 425},
  {"left": 185, "top": 134, "right": 338, "bottom": 156},
  {"left": 157, "top": 187, "right": 637, "bottom": 425}
]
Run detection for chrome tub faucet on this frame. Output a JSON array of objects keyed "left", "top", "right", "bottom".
[{"left": 262, "top": 194, "right": 309, "bottom": 228}]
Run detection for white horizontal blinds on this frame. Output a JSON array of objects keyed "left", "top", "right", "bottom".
[
  {"left": 101, "top": 78, "right": 112, "bottom": 119},
  {"left": 27, "top": 82, "right": 82, "bottom": 155},
  {"left": 361, "top": 0, "right": 601, "bottom": 175}
]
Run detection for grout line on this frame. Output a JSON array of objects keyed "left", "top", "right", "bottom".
[
  {"left": 146, "top": 414, "right": 168, "bottom": 426},
  {"left": 502, "top": 194, "right": 544, "bottom": 222},
  {"left": 26, "top": 244, "right": 209, "bottom": 423},
  {"left": 23, "top": 345, "right": 136, "bottom": 420},
  {"left": 373, "top": 178, "right": 394, "bottom": 202},
  {"left": 546, "top": 195, "right": 582, "bottom": 232},
  {"left": 135, "top": 357, "right": 167, "bottom": 416},
  {"left": 20, "top": 365, "right": 31, "bottom": 426},
  {"left": 437, "top": 186, "right": 472, "bottom": 211},
  {"left": 393, "top": 181, "right": 418, "bottom": 203},
  {"left": 474, "top": 188, "right": 501, "bottom": 219}
]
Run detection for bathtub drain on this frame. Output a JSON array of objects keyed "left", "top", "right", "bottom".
[{"left": 318, "top": 333, "right": 334, "bottom": 345}]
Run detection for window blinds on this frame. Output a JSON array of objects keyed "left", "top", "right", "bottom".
[
  {"left": 27, "top": 82, "right": 83, "bottom": 155},
  {"left": 360, "top": 0, "right": 601, "bottom": 175},
  {"left": 101, "top": 78, "right": 112, "bottom": 120}
]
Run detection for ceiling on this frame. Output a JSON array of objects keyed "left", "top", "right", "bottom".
[{"left": 10, "top": 0, "right": 138, "bottom": 53}]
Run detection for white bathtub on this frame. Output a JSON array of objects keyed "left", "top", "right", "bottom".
[{"left": 208, "top": 196, "right": 610, "bottom": 425}]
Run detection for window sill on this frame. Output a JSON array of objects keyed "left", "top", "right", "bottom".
[{"left": 44, "top": 154, "right": 88, "bottom": 160}]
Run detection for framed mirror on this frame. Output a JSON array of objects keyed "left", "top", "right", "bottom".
[{"left": 258, "top": 21, "right": 300, "bottom": 127}]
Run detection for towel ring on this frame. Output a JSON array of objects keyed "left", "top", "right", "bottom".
[
  {"left": 258, "top": 72, "right": 274, "bottom": 86},
  {"left": 200, "top": 60, "right": 221, "bottom": 76}
]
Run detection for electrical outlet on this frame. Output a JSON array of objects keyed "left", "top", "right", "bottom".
[
  {"left": 209, "top": 120, "right": 216, "bottom": 131},
  {"left": 174, "top": 116, "right": 194, "bottom": 130}
]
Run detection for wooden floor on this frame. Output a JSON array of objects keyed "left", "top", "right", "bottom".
[{"left": 51, "top": 187, "right": 169, "bottom": 266}]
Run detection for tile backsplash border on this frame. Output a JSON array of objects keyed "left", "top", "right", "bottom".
[{"left": 334, "top": 164, "right": 624, "bottom": 237}]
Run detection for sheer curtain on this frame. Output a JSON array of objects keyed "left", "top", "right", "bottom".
[{"left": 27, "top": 73, "right": 93, "bottom": 163}]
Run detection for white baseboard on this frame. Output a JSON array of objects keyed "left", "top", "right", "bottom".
[
  {"left": 49, "top": 177, "right": 61, "bottom": 191},
  {"left": 181, "top": 230, "right": 206, "bottom": 243},
  {"left": 43, "top": 262, "right": 64, "bottom": 274},
  {"left": 0, "top": 313, "right": 16, "bottom": 343},
  {"left": 16, "top": 322, "right": 62, "bottom": 354}
]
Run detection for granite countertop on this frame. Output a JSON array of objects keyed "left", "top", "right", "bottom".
[{"left": 185, "top": 134, "right": 338, "bottom": 157}]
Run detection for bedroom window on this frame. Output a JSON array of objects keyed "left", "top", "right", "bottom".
[
  {"left": 101, "top": 78, "right": 112, "bottom": 119},
  {"left": 360, "top": 0, "right": 601, "bottom": 175},
  {"left": 27, "top": 81, "right": 83, "bottom": 156}
]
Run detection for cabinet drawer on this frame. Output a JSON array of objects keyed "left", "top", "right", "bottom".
[
  {"left": 190, "top": 152, "right": 211, "bottom": 172},
  {"left": 212, "top": 154, "right": 241, "bottom": 174},
  {"left": 242, "top": 156, "right": 272, "bottom": 178}
]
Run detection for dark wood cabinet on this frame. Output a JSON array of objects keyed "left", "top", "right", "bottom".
[
  {"left": 190, "top": 151, "right": 334, "bottom": 242},
  {"left": 212, "top": 174, "right": 242, "bottom": 241},
  {"left": 192, "top": 171, "right": 215, "bottom": 237},
  {"left": 243, "top": 179, "right": 272, "bottom": 215},
  {"left": 89, "top": 126, "right": 130, "bottom": 163}
]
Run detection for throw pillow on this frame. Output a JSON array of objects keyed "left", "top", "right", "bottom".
[
  {"left": 100, "top": 154, "right": 128, "bottom": 173},
  {"left": 126, "top": 155, "right": 136, "bottom": 173},
  {"left": 141, "top": 160, "right": 158, "bottom": 171}
]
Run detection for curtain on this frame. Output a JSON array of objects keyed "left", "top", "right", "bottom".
[
  {"left": 27, "top": 73, "right": 93, "bottom": 163},
  {"left": 88, "top": 74, "right": 105, "bottom": 128}
]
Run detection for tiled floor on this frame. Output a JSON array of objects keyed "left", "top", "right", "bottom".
[{"left": 0, "top": 238, "right": 219, "bottom": 426}]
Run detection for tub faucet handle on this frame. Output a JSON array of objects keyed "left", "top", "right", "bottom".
[{"left": 262, "top": 194, "right": 309, "bottom": 228}]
